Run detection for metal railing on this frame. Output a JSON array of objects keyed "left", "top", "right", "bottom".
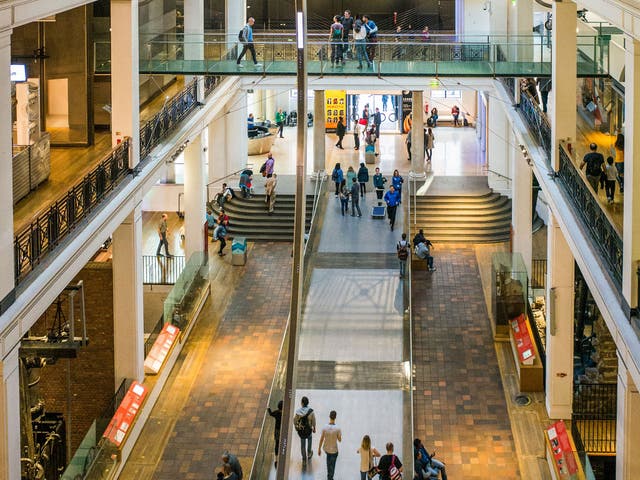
[
  {"left": 519, "top": 90, "right": 552, "bottom": 166},
  {"left": 14, "top": 139, "right": 131, "bottom": 284},
  {"left": 531, "top": 259, "right": 547, "bottom": 290},
  {"left": 572, "top": 383, "right": 617, "bottom": 455},
  {"left": 557, "top": 145, "right": 623, "bottom": 289},
  {"left": 142, "top": 254, "right": 186, "bottom": 285}
]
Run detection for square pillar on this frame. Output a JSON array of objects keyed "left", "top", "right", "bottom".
[
  {"left": 616, "top": 358, "right": 640, "bottom": 479},
  {"left": 111, "top": 0, "right": 140, "bottom": 165},
  {"left": 623, "top": 37, "right": 640, "bottom": 311},
  {"left": 512, "top": 147, "right": 532, "bottom": 272},
  {"left": 184, "top": 133, "right": 206, "bottom": 258},
  {"left": 226, "top": 91, "right": 248, "bottom": 173},
  {"left": 0, "top": 31, "right": 14, "bottom": 311},
  {"left": 545, "top": 211, "right": 574, "bottom": 419},
  {"left": 550, "top": 1, "right": 576, "bottom": 171},
  {"left": 313, "top": 90, "right": 326, "bottom": 172},
  {"left": 487, "top": 98, "right": 511, "bottom": 194},
  {"left": 112, "top": 206, "right": 144, "bottom": 386},
  {"left": 184, "top": 0, "right": 205, "bottom": 102},
  {"left": 208, "top": 116, "right": 227, "bottom": 183},
  {"left": 0, "top": 347, "right": 20, "bottom": 480},
  {"left": 508, "top": 0, "right": 533, "bottom": 61},
  {"left": 226, "top": 0, "right": 247, "bottom": 51},
  {"left": 411, "top": 91, "right": 425, "bottom": 176}
]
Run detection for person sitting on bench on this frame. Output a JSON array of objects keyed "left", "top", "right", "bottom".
[{"left": 414, "top": 231, "right": 436, "bottom": 272}]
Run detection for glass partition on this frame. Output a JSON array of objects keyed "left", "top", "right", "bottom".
[
  {"left": 491, "top": 253, "right": 529, "bottom": 336},
  {"left": 163, "top": 251, "right": 209, "bottom": 330}
]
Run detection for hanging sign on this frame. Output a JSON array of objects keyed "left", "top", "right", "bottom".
[
  {"left": 103, "top": 381, "right": 148, "bottom": 447},
  {"left": 325, "top": 90, "right": 346, "bottom": 131}
]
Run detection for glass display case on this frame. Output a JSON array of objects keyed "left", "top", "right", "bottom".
[{"left": 492, "top": 253, "right": 528, "bottom": 336}]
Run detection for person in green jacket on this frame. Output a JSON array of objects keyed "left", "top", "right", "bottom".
[
  {"left": 275, "top": 108, "right": 285, "bottom": 138},
  {"left": 372, "top": 167, "right": 387, "bottom": 204}
]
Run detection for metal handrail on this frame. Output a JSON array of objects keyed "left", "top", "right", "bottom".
[{"left": 206, "top": 165, "right": 255, "bottom": 203}]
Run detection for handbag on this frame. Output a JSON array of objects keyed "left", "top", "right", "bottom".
[
  {"left": 367, "top": 454, "right": 378, "bottom": 479},
  {"left": 389, "top": 455, "right": 402, "bottom": 480}
]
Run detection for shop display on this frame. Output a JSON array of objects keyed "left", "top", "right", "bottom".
[
  {"left": 530, "top": 296, "right": 547, "bottom": 352},
  {"left": 491, "top": 253, "right": 528, "bottom": 336}
]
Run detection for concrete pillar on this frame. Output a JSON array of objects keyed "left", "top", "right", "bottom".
[
  {"left": 253, "top": 89, "right": 264, "bottom": 120},
  {"left": 183, "top": 0, "right": 205, "bottom": 102},
  {"left": 545, "top": 211, "right": 574, "bottom": 419},
  {"left": 112, "top": 206, "right": 144, "bottom": 386},
  {"left": 313, "top": 90, "right": 326, "bottom": 172},
  {"left": 226, "top": 0, "right": 247, "bottom": 50},
  {"left": 411, "top": 90, "right": 425, "bottom": 176},
  {"left": 487, "top": 98, "right": 511, "bottom": 194},
  {"left": 265, "top": 89, "right": 276, "bottom": 123},
  {"left": 0, "top": 31, "right": 14, "bottom": 312},
  {"left": 550, "top": 1, "right": 576, "bottom": 171},
  {"left": 512, "top": 146, "right": 532, "bottom": 273},
  {"left": 509, "top": 0, "right": 533, "bottom": 61},
  {"left": 208, "top": 116, "right": 227, "bottom": 183},
  {"left": 0, "top": 347, "right": 20, "bottom": 480},
  {"left": 226, "top": 91, "right": 248, "bottom": 172},
  {"left": 111, "top": 0, "right": 140, "bottom": 164},
  {"left": 616, "top": 358, "right": 640, "bottom": 479},
  {"left": 184, "top": 133, "right": 206, "bottom": 258},
  {"left": 623, "top": 36, "right": 640, "bottom": 312}
]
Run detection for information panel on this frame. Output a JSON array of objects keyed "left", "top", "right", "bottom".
[
  {"left": 511, "top": 313, "right": 535, "bottom": 364},
  {"left": 143, "top": 323, "right": 180, "bottom": 375},
  {"left": 325, "top": 90, "right": 346, "bottom": 131},
  {"left": 546, "top": 420, "right": 580, "bottom": 477},
  {"left": 104, "top": 381, "right": 148, "bottom": 447}
]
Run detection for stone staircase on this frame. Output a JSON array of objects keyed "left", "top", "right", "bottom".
[
  {"left": 210, "top": 194, "right": 314, "bottom": 241},
  {"left": 412, "top": 191, "right": 512, "bottom": 243}
]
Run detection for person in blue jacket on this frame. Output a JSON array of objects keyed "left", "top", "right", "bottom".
[
  {"left": 331, "top": 162, "right": 344, "bottom": 196},
  {"left": 384, "top": 185, "right": 401, "bottom": 231},
  {"left": 391, "top": 169, "right": 404, "bottom": 202},
  {"left": 361, "top": 15, "right": 378, "bottom": 61}
]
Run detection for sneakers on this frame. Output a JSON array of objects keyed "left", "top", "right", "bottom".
[
  {"left": 254, "top": 63, "right": 263, "bottom": 67},
  {"left": 237, "top": 63, "right": 244, "bottom": 68},
  {"left": 429, "top": 267, "right": 437, "bottom": 272}
]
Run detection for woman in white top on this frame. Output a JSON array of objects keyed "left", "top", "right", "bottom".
[{"left": 357, "top": 435, "right": 381, "bottom": 480}]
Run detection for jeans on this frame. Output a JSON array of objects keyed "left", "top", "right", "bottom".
[
  {"left": 605, "top": 180, "right": 616, "bottom": 201},
  {"left": 277, "top": 122, "right": 284, "bottom": 137},
  {"left": 300, "top": 435, "right": 312, "bottom": 460},
  {"left": 325, "top": 452, "right": 338, "bottom": 480},
  {"left": 330, "top": 41, "right": 342, "bottom": 63},
  {"left": 156, "top": 233, "right": 170, "bottom": 256},
  {"left": 426, "top": 255, "right": 434, "bottom": 269},
  {"left": 616, "top": 162, "right": 624, "bottom": 191},
  {"left": 335, "top": 182, "right": 341, "bottom": 195},
  {"left": 354, "top": 133, "right": 360, "bottom": 149},
  {"left": 351, "top": 200, "right": 362, "bottom": 216},
  {"left": 340, "top": 198, "right": 349, "bottom": 215},
  {"left": 355, "top": 40, "right": 371, "bottom": 67},
  {"left": 586, "top": 174, "right": 600, "bottom": 193},
  {"left": 237, "top": 43, "right": 257, "bottom": 64},
  {"left": 387, "top": 204, "right": 397, "bottom": 228},
  {"left": 399, "top": 259, "right": 407, "bottom": 277},
  {"left": 359, "top": 182, "right": 366, "bottom": 196},
  {"left": 218, "top": 237, "right": 226, "bottom": 255}
]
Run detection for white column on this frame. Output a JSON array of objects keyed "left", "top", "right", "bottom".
[
  {"left": 226, "top": 0, "right": 247, "bottom": 50},
  {"left": 112, "top": 206, "right": 144, "bottom": 386},
  {"left": 0, "top": 347, "right": 20, "bottom": 480},
  {"left": 411, "top": 90, "right": 425, "bottom": 176},
  {"left": 265, "top": 89, "right": 276, "bottom": 124},
  {"left": 253, "top": 89, "right": 265, "bottom": 120},
  {"left": 183, "top": 0, "right": 205, "bottom": 102},
  {"left": 616, "top": 358, "right": 640, "bottom": 479},
  {"left": 111, "top": 0, "right": 140, "bottom": 164},
  {"left": 623, "top": 37, "right": 640, "bottom": 312},
  {"left": 0, "top": 31, "right": 14, "bottom": 311},
  {"left": 208, "top": 116, "right": 227, "bottom": 183},
  {"left": 550, "top": 1, "right": 576, "bottom": 171},
  {"left": 508, "top": 0, "right": 533, "bottom": 61},
  {"left": 512, "top": 147, "right": 532, "bottom": 272},
  {"left": 184, "top": 133, "right": 206, "bottom": 258},
  {"left": 545, "top": 211, "right": 574, "bottom": 419},
  {"left": 487, "top": 98, "right": 511, "bottom": 194},
  {"left": 226, "top": 91, "right": 248, "bottom": 172},
  {"left": 313, "top": 90, "right": 326, "bottom": 172}
]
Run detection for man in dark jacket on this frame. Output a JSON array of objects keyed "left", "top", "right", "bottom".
[
  {"left": 350, "top": 178, "right": 362, "bottom": 216},
  {"left": 335, "top": 117, "right": 346, "bottom": 149},
  {"left": 340, "top": 10, "right": 354, "bottom": 58},
  {"left": 373, "top": 107, "right": 382, "bottom": 137},
  {"left": 357, "top": 163, "right": 369, "bottom": 197}
]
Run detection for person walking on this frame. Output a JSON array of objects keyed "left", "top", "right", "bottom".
[
  {"left": 335, "top": 117, "right": 346, "bottom": 149},
  {"left": 353, "top": 19, "right": 372, "bottom": 69},
  {"left": 392, "top": 169, "right": 404, "bottom": 202},
  {"left": 339, "top": 181, "right": 350, "bottom": 216},
  {"left": 425, "top": 127, "right": 435, "bottom": 161},
  {"left": 237, "top": 17, "right": 261, "bottom": 68},
  {"left": 155, "top": 213, "right": 172, "bottom": 257},
  {"left": 221, "top": 452, "right": 243, "bottom": 480},
  {"left": 331, "top": 163, "right": 344, "bottom": 196},
  {"left": 538, "top": 78, "right": 551, "bottom": 113},
  {"left": 373, "top": 167, "right": 387, "bottom": 204},
  {"left": 377, "top": 442, "right": 403, "bottom": 480},
  {"left": 265, "top": 173, "right": 277, "bottom": 213},
  {"left": 317, "top": 410, "right": 342, "bottom": 480},
  {"left": 384, "top": 185, "right": 401, "bottom": 231},
  {"left": 397, "top": 233, "right": 410, "bottom": 278},
  {"left": 357, "top": 162, "right": 369, "bottom": 197},
  {"left": 357, "top": 435, "right": 381, "bottom": 480},
  {"left": 350, "top": 178, "right": 362, "bottom": 217},
  {"left": 264, "top": 152, "right": 275, "bottom": 177},
  {"left": 268, "top": 400, "right": 283, "bottom": 466},
  {"left": 451, "top": 105, "right": 460, "bottom": 126},
  {"left": 353, "top": 121, "right": 361, "bottom": 150},
  {"left": 294, "top": 396, "right": 316, "bottom": 464},
  {"left": 604, "top": 156, "right": 617, "bottom": 204},
  {"left": 213, "top": 220, "right": 228, "bottom": 256},
  {"left": 373, "top": 107, "right": 382, "bottom": 138},
  {"left": 580, "top": 142, "right": 605, "bottom": 193},
  {"left": 613, "top": 133, "right": 624, "bottom": 193},
  {"left": 346, "top": 165, "right": 357, "bottom": 187},
  {"left": 275, "top": 108, "right": 285, "bottom": 138},
  {"left": 330, "top": 16, "right": 344, "bottom": 66},
  {"left": 429, "top": 107, "right": 438, "bottom": 127}
]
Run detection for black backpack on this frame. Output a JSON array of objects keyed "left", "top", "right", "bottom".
[
  {"left": 294, "top": 408, "right": 313, "bottom": 438},
  {"left": 238, "top": 27, "right": 246, "bottom": 42},
  {"left": 397, "top": 241, "right": 409, "bottom": 261}
]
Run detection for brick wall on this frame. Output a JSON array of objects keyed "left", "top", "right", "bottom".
[{"left": 27, "top": 262, "right": 115, "bottom": 454}]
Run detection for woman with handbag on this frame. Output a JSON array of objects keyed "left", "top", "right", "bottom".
[
  {"left": 357, "top": 435, "right": 381, "bottom": 480},
  {"left": 377, "top": 442, "right": 403, "bottom": 480}
]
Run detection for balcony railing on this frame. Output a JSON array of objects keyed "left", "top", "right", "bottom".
[
  {"left": 557, "top": 145, "right": 623, "bottom": 288},
  {"left": 519, "top": 91, "right": 552, "bottom": 166},
  {"left": 572, "top": 383, "right": 617, "bottom": 455},
  {"left": 142, "top": 254, "right": 186, "bottom": 285}
]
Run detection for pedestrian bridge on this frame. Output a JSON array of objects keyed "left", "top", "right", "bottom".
[{"left": 96, "top": 33, "right": 610, "bottom": 77}]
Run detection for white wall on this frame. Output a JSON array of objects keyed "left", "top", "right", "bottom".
[
  {"left": 142, "top": 183, "right": 184, "bottom": 212},
  {"left": 463, "top": 0, "right": 492, "bottom": 37}
]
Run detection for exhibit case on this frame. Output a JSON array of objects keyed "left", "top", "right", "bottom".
[{"left": 492, "top": 252, "right": 528, "bottom": 337}]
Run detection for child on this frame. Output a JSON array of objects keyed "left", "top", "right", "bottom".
[{"left": 605, "top": 156, "right": 617, "bottom": 204}]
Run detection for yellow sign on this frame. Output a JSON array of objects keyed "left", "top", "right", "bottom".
[{"left": 325, "top": 90, "right": 346, "bottom": 131}]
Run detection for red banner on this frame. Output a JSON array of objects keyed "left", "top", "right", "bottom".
[
  {"left": 546, "top": 420, "right": 579, "bottom": 476},
  {"left": 144, "top": 323, "right": 180, "bottom": 375},
  {"left": 104, "top": 381, "right": 148, "bottom": 447},
  {"left": 511, "top": 314, "right": 535, "bottom": 364}
]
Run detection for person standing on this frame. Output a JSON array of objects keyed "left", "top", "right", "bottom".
[
  {"left": 294, "top": 396, "right": 316, "bottom": 464},
  {"left": 362, "top": 15, "right": 378, "bottom": 61},
  {"left": 275, "top": 108, "right": 285, "bottom": 138},
  {"left": 538, "top": 78, "right": 551, "bottom": 113},
  {"left": 373, "top": 107, "right": 382, "bottom": 138},
  {"left": 339, "top": 181, "right": 350, "bottom": 216},
  {"left": 397, "top": 233, "right": 410, "bottom": 278},
  {"left": 265, "top": 173, "right": 277, "bottom": 213},
  {"left": 353, "top": 19, "right": 372, "bottom": 69},
  {"left": 156, "top": 213, "right": 172, "bottom": 257},
  {"left": 613, "top": 133, "right": 624, "bottom": 193},
  {"left": 332, "top": 163, "right": 344, "bottom": 196},
  {"left": 451, "top": 105, "right": 460, "bottom": 126},
  {"left": 213, "top": 220, "right": 228, "bottom": 256},
  {"left": 265, "top": 152, "right": 275, "bottom": 177},
  {"left": 350, "top": 178, "right": 362, "bottom": 217},
  {"left": 382, "top": 94, "right": 389, "bottom": 112},
  {"left": 353, "top": 121, "right": 361, "bottom": 150},
  {"left": 357, "top": 435, "right": 381, "bottom": 480},
  {"left": 221, "top": 452, "right": 243, "bottom": 480},
  {"left": 579, "top": 142, "right": 605, "bottom": 193},
  {"left": 425, "top": 127, "right": 435, "bottom": 161},
  {"left": 330, "top": 16, "right": 344, "bottom": 66},
  {"left": 384, "top": 185, "right": 401, "bottom": 231},
  {"left": 346, "top": 165, "right": 357, "bottom": 187},
  {"left": 392, "top": 169, "right": 404, "bottom": 202},
  {"left": 317, "top": 410, "right": 342, "bottom": 480},
  {"left": 335, "top": 117, "right": 346, "bottom": 149},
  {"left": 237, "top": 17, "right": 261, "bottom": 68},
  {"left": 429, "top": 107, "right": 439, "bottom": 127},
  {"left": 268, "top": 400, "right": 283, "bottom": 465},
  {"left": 406, "top": 132, "right": 412, "bottom": 161},
  {"left": 377, "top": 442, "right": 403, "bottom": 480},
  {"left": 357, "top": 162, "right": 369, "bottom": 197},
  {"left": 373, "top": 167, "right": 387, "bottom": 204},
  {"left": 340, "top": 10, "right": 354, "bottom": 59}
]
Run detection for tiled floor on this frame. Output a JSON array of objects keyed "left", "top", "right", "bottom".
[{"left": 412, "top": 244, "right": 521, "bottom": 479}]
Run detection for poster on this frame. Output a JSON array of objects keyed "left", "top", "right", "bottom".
[
  {"left": 325, "top": 90, "right": 346, "bottom": 132},
  {"left": 510, "top": 314, "right": 535, "bottom": 364},
  {"left": 546, "top": 420, "right": 579, "bottom": 477},
  {"left": 401, "top": 91, "right": 413, "bottom": 133},
  {"left": 143, "top": 323, "right": 180, "bottom": 375},
  {"left": 103, "top": 381, "right": 148, "bottom": 447}
]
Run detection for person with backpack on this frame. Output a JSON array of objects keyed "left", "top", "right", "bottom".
[
  {"left": 330, "top": 16, "right": 344, "bottom": 66},
  {"left": 361, "top": 14, "right": 378, "bottom": 61},
  {"left": 332, "top": 163, "right": 344, "bottom": 196},
  {"left": 580, "top": 142, "right": 605, "bottom": 193},
  {"left": 237, "top": 17, "right": 262, "bottom": 68},
  {"left": 377, "top": 442, "right": 403, "bottom": 480},
  {"left": 293, "top": 396, "right": 316, "bottom": 463},
  {"left": 397, "top": 233, "right": 410, "bottom": 278},
  {"left": 353, "top": 18, "right": 372, "bottom": 69},
  {"left": 213, "top": 220, "right": 228, "bottom": 257},
  {"left": 357, "top": 162, "right": 369, "bottom": 197}
]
